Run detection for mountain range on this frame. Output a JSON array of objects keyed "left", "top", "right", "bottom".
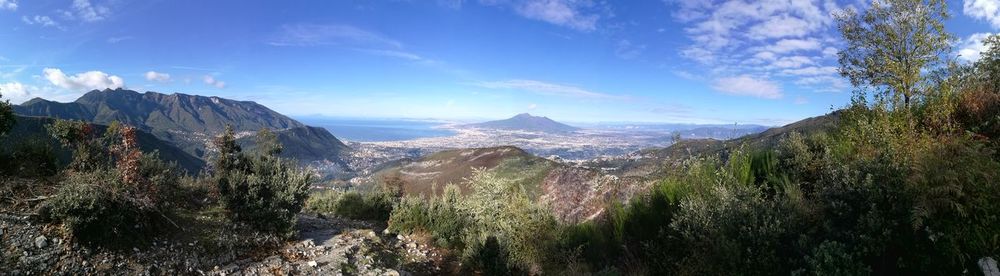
[
  {"left": 466, "top": 113, "right": 580, "bottom": 133},
  {"left": 13, "top": 89, "right": 349, "bottom": 174}
]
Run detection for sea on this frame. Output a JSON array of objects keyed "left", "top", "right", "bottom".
[{"left": 295, "top": 117, "right": 456, "bottom": 142}]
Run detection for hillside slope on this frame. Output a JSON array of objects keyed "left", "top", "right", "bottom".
[
  {"left": 588, "top": 111, "right": 841, "bottom": 179},
  {"left": 374, "top": 146, "right": 636, "bottom": 222},
  {"left": 2, "top": 116, "right": 205, "bottom": 173}
]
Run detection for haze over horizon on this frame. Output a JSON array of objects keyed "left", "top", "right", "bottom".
[{"left": 0, "top": 0, "right": 997, "bottom": 124}]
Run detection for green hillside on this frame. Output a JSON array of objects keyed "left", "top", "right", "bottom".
[
  {"left": 1, "top": 116, "right": 204, "bottom": 173},
  {"left": 590, "top": 111, "right": 841, "bottom": 179},
  {"left": 374, "top": 146, "right": 556, "bottom": 198}
]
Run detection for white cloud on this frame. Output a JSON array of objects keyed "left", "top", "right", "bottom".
[
  {"left": 512, "top": 0, "right": 600, "bottom": 31},
  {"left": 107, "top": 36, "right": 133, "bottom": 43},
  {"left": 71, "top": 0, "right": 111, "bottom": 22},
  {"left": 43, "top": 68, "right": 125, "bottom": 91},
  {"left": 965, "top": 0, "right": 1000, "bottom": 29},
  {"left": 673, "top": 70, "right": 701, "bottom": 80},
  {"left": 771, "top": 55, "right": 814, "bottom": 68},
  {"left": 145, "top": 71, "right": 171, "bottom": 82},
  {"left": 794, "top": 96, "right": 809, "bottom": 105},
  {"left": 614, "top": 39, "right": 646, "bottom": 59},
  {"left": 681, "top": 47, "right": 715, "bottom": 64},
  {"left": 958, "top": 33, "right": 994, "bottom": 62},
  {"left": 822, "top": 46, "right": 838, "bottom": 58},
  {"left": 748, "top": 16, "right": 814, "bottom": 40},
  {"left": 0, "top": 82, "right": 28, "bottom": 101},
  {"left": 203, "top": 75, "right": 226, "bottom": 89},
  {"left": 21, "top": 15, "right": 59, "bottom": 27},
  {"left": 795, "top": 75, "right": 848, "bottom": 90},
  {"left": 269, "top": 24, "right": 402, "bottom": 48},
  {"left": 355, "top": 49, "right": 424, "bottom": 61},
  {"left": 0, "top": 0, "right": 16, "bottom": 11},
  {"left": 474, "top": 79, "right": 624, "bottom": 99},
  {"left": 712, "top": 75, "right": 783, "bottom": 99},
  {"left": 754, "top": 51, "right": 777, "bottom": 61},
  {"left": 669, "top": 0, "right": 845, "bottom": 94},
  {"left": 768, "top": 38, "right": 822, "bottom": 53},
  {"left": 782, "top": 66, "right": 838, "bottom": 75},
  {"left": 528, "top": 103, "right": 538, "bottom": 110}
]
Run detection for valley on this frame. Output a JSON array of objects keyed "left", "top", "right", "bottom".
[{"left": 331, "top": 114, "right": 768, "bottom": 185}]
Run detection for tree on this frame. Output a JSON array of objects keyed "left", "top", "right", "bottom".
[
  {"left": 212, "top": 126, "right": 311, "bottom": 237},
  {"left": 0, "top": 89, "right": 14, "bottom": 136},
  {"left": 213, "top": 125, "right": 243, "bottom": 173},
  {"left": 255, "top": 128, "right": 283, "bottom": 156},
  {"left": 836, "top": 0, "right": 954, "bottom": 108},
  {"left": 972, "top": 34, "right": 1000, "bottom": 93}
]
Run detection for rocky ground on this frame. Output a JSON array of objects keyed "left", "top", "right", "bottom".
[
  {"left": 2, "top": 212, "right": 447, "bottom": 275},
  {"left": 207, "top": 215, "right": 449, "bottom": 276},
  {"left": 1, "top": 177, "right": 450, "bottom": 275}
]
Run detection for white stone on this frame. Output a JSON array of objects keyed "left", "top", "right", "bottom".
[
  {"left": 34, "top": 235, "right": 47, "bottom": 248},
  {"left": 981, "top": 257, "right": 1000, "bottom": 276},
  {"left": 308, "top": 260, "right": 318, "bottom": 267}
]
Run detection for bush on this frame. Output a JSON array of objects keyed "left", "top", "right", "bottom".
[
  {"left": 304, "top": 189, "right": 342, "bottom": 214},
  {"left": 213, "top": 127, "right": 311, "bottom": 238},
  {"left": 385, "top": 171, "right": 560, "bottom": 274},
  {"left": 389, "top": 184, "right": 468, "bottom": 248},
  {"left": 331, "top": 191, "right": 388, "bottom": 221},
  {"left": 798, "top": 241, "right": 870, "bottom": 276},
  {"left": 41, "top": 122, "right": 180, "bottom": 246},
  {"left": 43, "top": 169, "right": 155, "bottom": 246},
  {"left": 0, "top": 138, "right": 59, "bottom": 177}
]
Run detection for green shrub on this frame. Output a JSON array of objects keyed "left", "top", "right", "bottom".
[
  {"left": 0, "top": 138, "right": 59, "bottom": 177},
  {"left": 389, "top": 184, "right": 468, "bottom": 248},
  {"left": 42, "top": 169, "right": 155, "bottom": 246},
  {"left": 465, "top": 236, "right": 522, "bottom": 276},
  {"left": 304, "top": 189, "right": 342, "bottom": 214},
  {"left": 798, "top": 241, "right": 870, "bottom": 276},
  {"left": 213, "top": 128, "right": 311, "bottom": 237},
  {"left": 459, "top": 169, "right": 559, "bottom": 273},
  {"left": 41, "top": 123, "right": 180, "bottom": 246}
]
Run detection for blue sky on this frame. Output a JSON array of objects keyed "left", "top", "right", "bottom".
[{"left": 0, "top": 0, "right": 997, "bottom": 125}]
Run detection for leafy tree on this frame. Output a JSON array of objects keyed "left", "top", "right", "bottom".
[
  {"left": 213, "top": 125, "right": 243, "bottom": 173},
  {"left": 254, "top": 128, "right": 282, "bottom": 156},
  {"left": 0, "top": 90, "right": 15, "bottom": 137},
  {"left": 971, "top": 34, "right": 1000, "bottom": 93},
  {"left": 836, "top": 0, "right": 954, "bottom": 108},
  {"left": 47, "top": 120, "right": 109, "bottom": 172}
]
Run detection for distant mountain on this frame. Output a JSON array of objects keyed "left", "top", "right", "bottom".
[
  {"left": 13, "top": 89, "right": 349, "bottom": 170},
  {"left": 467, "top": 113, "right": 580, "bottom": 133},
  {"left": 15, "top": 88, "right": 303, "bottom": 134}
]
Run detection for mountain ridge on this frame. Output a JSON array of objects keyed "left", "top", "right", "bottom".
[{"left": 13, "top": 89, "right": 349, "bottom": 173}]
